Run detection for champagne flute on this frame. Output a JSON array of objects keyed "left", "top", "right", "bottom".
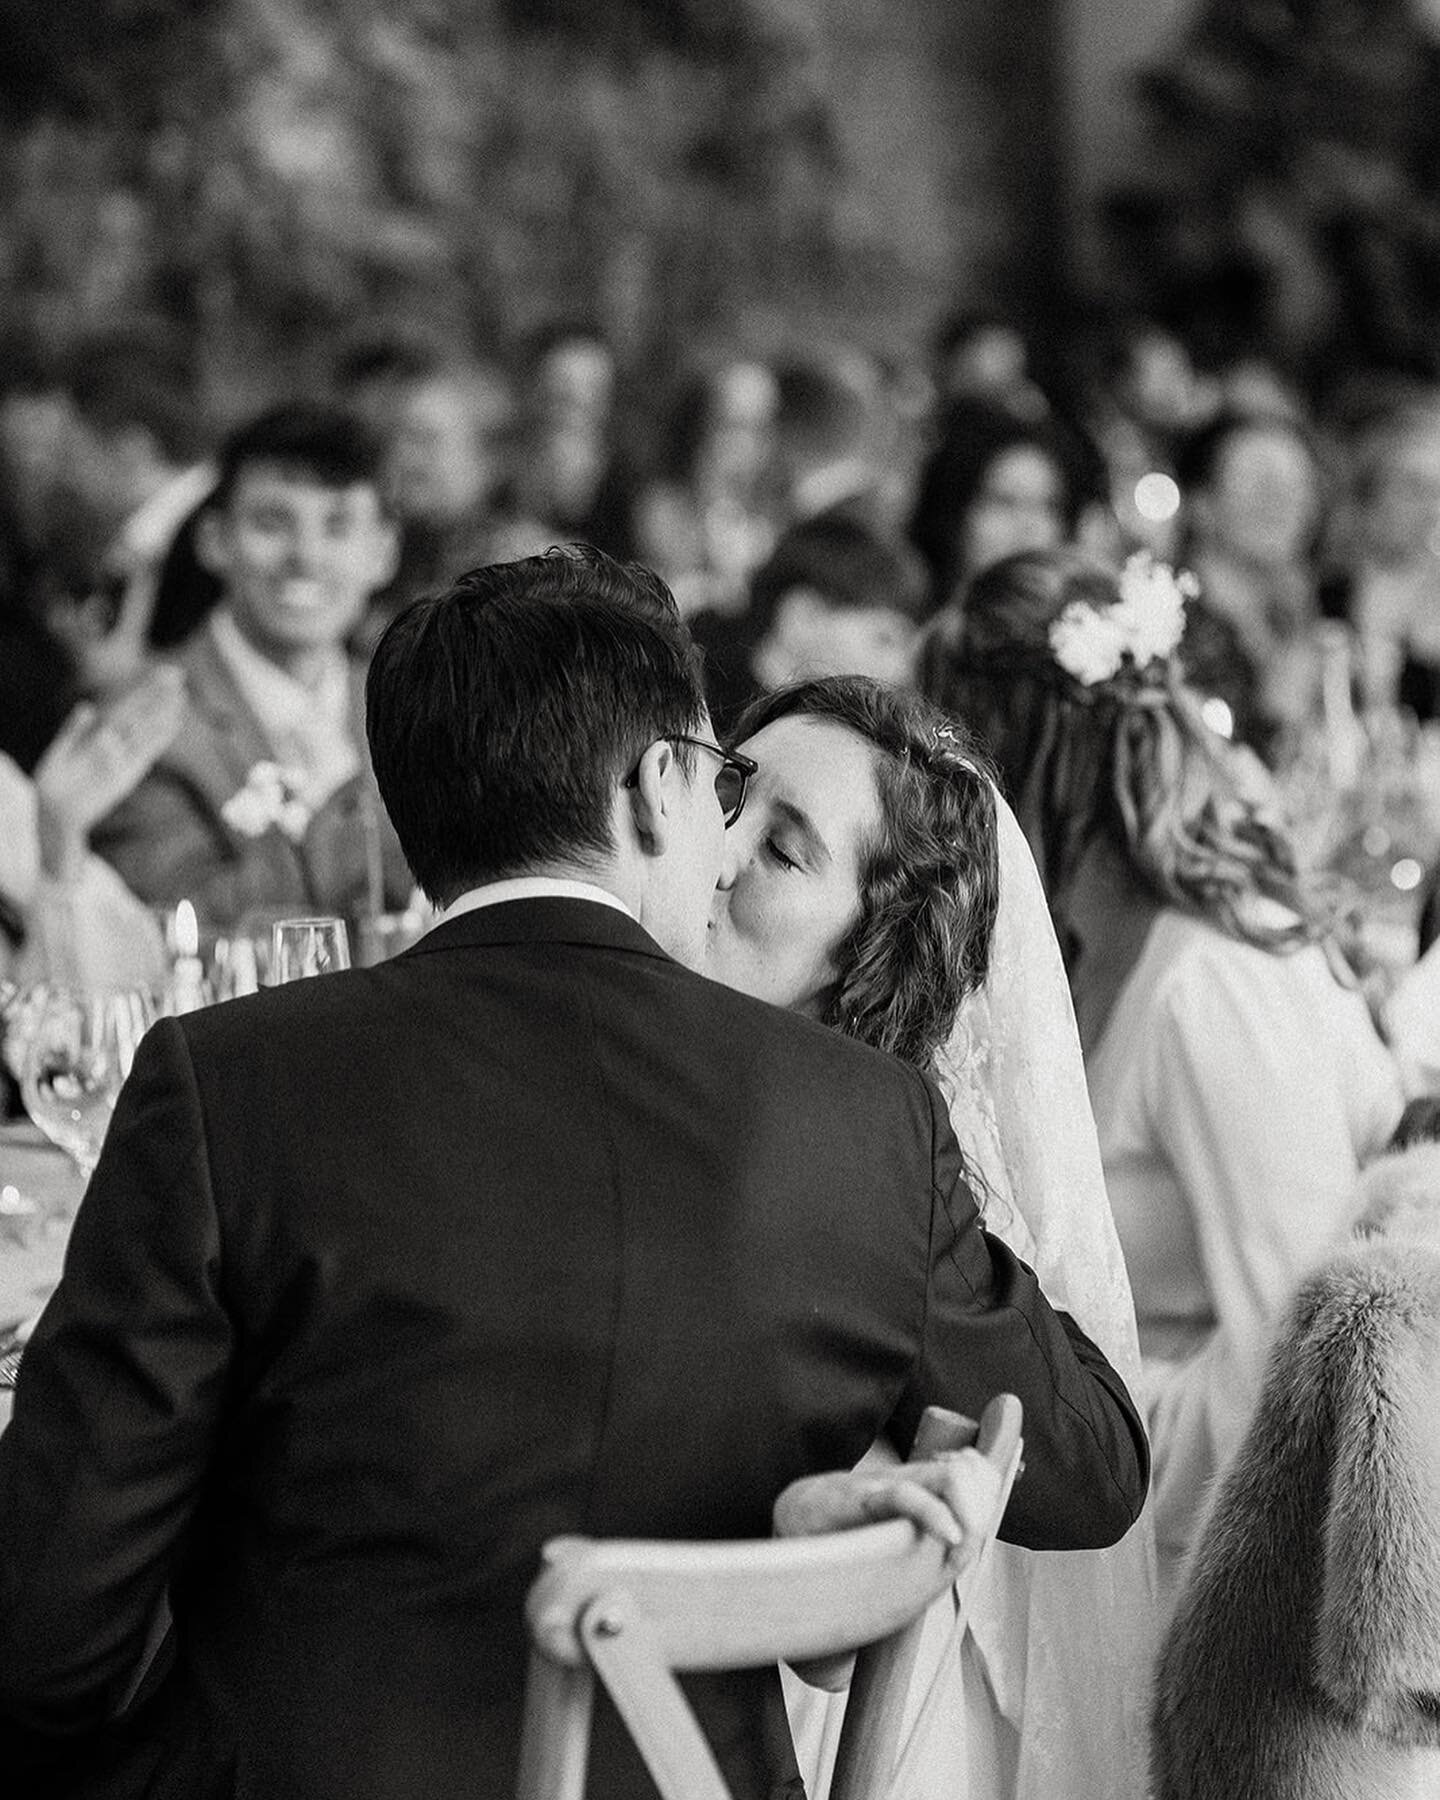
[
  {"left": 20, "top": 988, "right": 156, "bottom": 1182},
  {"left": 271, "top": 918, "right": 351, "bottom": 983}
]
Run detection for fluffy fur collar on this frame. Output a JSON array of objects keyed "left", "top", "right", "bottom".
[{"left": 1153, "top": 1146, "right": 1440, "bottom": 1800}]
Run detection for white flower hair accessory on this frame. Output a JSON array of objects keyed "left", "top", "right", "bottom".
[
  {"left": 221, "top": 761, "right": 313, "bottom": 842},
  {"left": 1048, "top": 552, "right": 1197, "bottom": 688}
]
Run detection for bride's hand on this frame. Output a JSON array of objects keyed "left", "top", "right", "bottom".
[{"left": 772, "top": 1449, "right": 1001, "bottom": 1553}]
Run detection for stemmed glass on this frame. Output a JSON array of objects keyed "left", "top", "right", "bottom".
[
  {"left": 1, "top": 980, "right": 51, "bottom": 1085},
  {"left": 271, "top": 917, "right": 351, "bottom": 983},
  {"left": 19, "top": 988, "right": 156, "bottom": 1181}
]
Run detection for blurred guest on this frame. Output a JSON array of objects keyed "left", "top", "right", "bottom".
[
  {"left": 0, "top": 474, "right": 162, "bottom": 775},
  {"left": 908, "top": 398, "right": 1094, "bottom": 612},
  {"left": 92, "top": 404, "right": 411, "bottom": 934},
  {"left": 770, "top": 347, "right": 892, "bottom": 540},
  {"left": 871, "top": 347, "right": 940, "bottom": 533},
  {"left": 692, "top": 515, "right": 928, "bottom": 730},
  {"left": 920, "top": 548, "right": 1404, "bottom": 1607},
  {"left": 1321, "top": 394, "right": 1440, "bottom": 720},
  {"left": 1073, "top": 316, "right": 1212, "bottom": 562},
  {"left": 0, "top": 570, "right": 78, "bottom": 777},
  {"left": 146, "top": 494, "right": 223, "bottom": 652},
  {"left": 1175, "top": 409, "right": 1325, "bottom": 752},
  {"left": 0, "top": 375, "right": 73, "bottom": 574},
  {"left": 1, "top": 393, "right": 173, "bottom": 762},
  {"left": 1209, "top": 354, "right": 1309, "bottom": 426},
  {"left": 1, "top": 668, "right": 182, "bottom": 989},
  {"left": 44, "top": 328, "right": 215, "bottom": 671},
  {"left": 628, "top": 357, "right": 780, "bottom": 617},
  {"left": 495, "top": 321, "right": 617, "bottom": 549},
  {"left": 930, "top": 307, "right": 1047, "bottom": 421},
  {"left": 334, "top": 334, "right": 515, "bottom": 619}
]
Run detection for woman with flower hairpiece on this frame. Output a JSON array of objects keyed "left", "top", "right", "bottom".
[
  {"left": 703, "top": 673, "right": 1156, "bottom": 1800},
  {"left": 918, "top": 546, "right": 1406, "bottom": 1614}
]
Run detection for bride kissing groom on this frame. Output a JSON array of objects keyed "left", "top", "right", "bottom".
[{"left": 0, "top": 545, "right": 1148, "bottom": 1800}]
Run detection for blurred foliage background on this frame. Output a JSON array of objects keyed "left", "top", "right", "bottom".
[
  {"left": 0, "top": 0, "right": 1059, "bottom": 425},
  {"left": 13, "top": 0, "right": 1440, "bottom": 423},
  {"left": 1104, "top": 0, "right": 1440, "bottom": 402}
]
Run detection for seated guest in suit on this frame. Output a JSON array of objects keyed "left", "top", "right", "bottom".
[
  {"left": 92, "top": 404, "right": 412, "bottom": 934},
  {"left": 0, "top": 546, "right": 1147, "bottom": 1800}
]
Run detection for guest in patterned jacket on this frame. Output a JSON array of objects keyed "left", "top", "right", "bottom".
[{"left": 93, "top": 405, "right": 412, "bottom": 936}]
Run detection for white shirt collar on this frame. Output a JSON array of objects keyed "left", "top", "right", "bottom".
[{"left": 435, "top": 875, "right": 636, "bottom": 929}]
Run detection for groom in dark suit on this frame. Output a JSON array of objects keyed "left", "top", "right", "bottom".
[{"left": 0, "top": 547, "right": 1147, "bottom": 1799}]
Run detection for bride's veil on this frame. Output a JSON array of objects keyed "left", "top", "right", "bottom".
[
  {"left": 933, "top": 791, "right": 1157, "bottom": 1800},
  {"left": 785, "top": 788, "right": 1157, "bottom": 1800}
]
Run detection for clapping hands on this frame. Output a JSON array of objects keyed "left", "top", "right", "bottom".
[{"left": 34, "top": 666, "right": 186, "bottom": 882}]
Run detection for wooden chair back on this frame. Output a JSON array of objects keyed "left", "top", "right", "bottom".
[{"left": 516, "top": 1392, "right": 1023, "bottom": 1800}]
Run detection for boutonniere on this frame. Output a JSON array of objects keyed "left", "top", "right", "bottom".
[{"left": 221, "top": 761, "right": 313, "bottom": 842}]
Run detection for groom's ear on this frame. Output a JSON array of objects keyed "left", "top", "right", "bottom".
[{"left": 624, "top": 738, "right": 679, "bottom": 858}]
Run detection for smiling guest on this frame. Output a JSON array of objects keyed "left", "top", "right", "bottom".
[{"left": 93, "top": 405, "right": 413, "bottom": 933}]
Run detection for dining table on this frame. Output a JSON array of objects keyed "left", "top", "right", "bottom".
[{"left": 0, "top": 1119, "right": 84, "bottom": 1430}]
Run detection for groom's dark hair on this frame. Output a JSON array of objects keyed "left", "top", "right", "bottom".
[{"left": 367, "top": 544, "right": 707, "bottom": 904}]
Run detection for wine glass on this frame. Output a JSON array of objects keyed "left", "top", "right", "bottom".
[
  {"left": 20, "top": 988, "right": 156, "bottom": 1181},
  {"left": 271, "top": 917, "right": 351, "bottom": 983},
  {"left": 1, "top": 980, "right": 52, "bottom": 1084}
]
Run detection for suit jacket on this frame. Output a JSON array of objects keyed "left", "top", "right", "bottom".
[
  {"left": 92, "top": 621, "right": 411, "bottom": 933},
  {"left": 0, "top": 899, "right": 1148, "bottom": 1799}
]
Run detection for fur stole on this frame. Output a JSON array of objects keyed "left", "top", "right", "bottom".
[{"left": 1152, "top": 1145, "right": 1440, "bottom": 1800}]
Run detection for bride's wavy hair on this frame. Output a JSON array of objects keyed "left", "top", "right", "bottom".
[
  {"left": 730, "top": 676, "right": 999, "bottom": 1071},
  {"left": 916, "top": 548, "right": 1333, "bottom": 952}
]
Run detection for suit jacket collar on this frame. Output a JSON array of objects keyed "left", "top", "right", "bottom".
[{"left": 403, "top": 895, "right": 675, "bottom": 964}]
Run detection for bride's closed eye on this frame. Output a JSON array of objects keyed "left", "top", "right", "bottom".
[{"left": 766, "top": 837, "right": 802, "bottom": 873}]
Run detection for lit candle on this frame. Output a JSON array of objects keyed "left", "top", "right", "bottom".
[
  {"left": 176, "top": 899, "right": 199, "bottom": 961},
  {"left": 170, "top": 900, "right": 209, "bottom": 1014}
]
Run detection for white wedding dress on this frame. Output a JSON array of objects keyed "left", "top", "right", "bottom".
[{"left": 784, "top": 797, "right": 1158, "bottom": 1800}]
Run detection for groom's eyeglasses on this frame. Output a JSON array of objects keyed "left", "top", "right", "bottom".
[
  {"left": 673, "top": 736, "right": 757, "bottom": 827},
  {"left": 624, "top": 736, "right": 758, "bottom": 828}
]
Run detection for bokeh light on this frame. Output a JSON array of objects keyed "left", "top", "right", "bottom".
[
  {"left": 1200, "top": 696, "right": 1234, "bottom": 740},
  {"left": 1391, "top": 858, "right": 1424, "bottom": 892},
  {"left": 1133, "top": 472, "right": 1181, "bottom": 523}
]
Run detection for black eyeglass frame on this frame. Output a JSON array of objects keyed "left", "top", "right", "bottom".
[{"left": 623, "top": 734, "right": 758, "bottom": 828}]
